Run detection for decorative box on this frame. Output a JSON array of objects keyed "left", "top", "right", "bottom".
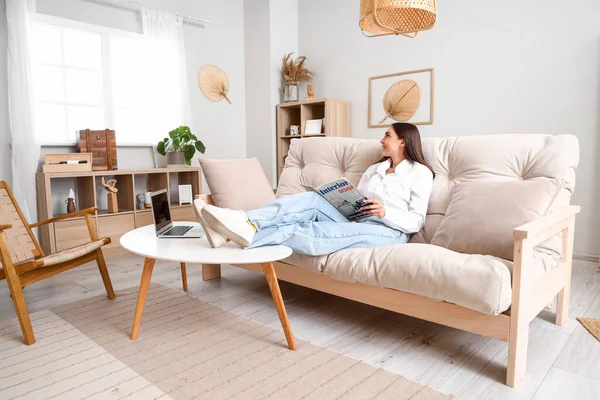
[{"left": 76, "top": 129, "right": 118, "bottom": 171}]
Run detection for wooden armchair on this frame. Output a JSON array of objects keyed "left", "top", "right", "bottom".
[{"left": 0, "top": 181, "right": 115, "bottom": 345}]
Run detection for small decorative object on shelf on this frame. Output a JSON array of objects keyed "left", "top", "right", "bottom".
[
  {"left": 306, "top": 83, "right": 315, "bottom": 100},
  {"left": 179, "top": 184, "right": 193, "bottom": 205},
  {"left": 157, "top": 125, "right": 206, "bottom": 167},
  {"left": 290, "top": 125, "right": 300, "bottom": 136},
  {"left": 77, "top": 129, "right": 118, "bottom": 171},
  {"left": 281, "top": 52, "right": 315, "bottom": 102},
  {"left": 198, "top": 65, "right": 232, "bottom": 104},
  {"left": 101, "top": 177, "right": 119, "bottom": 213},
  {"left": 304, "top": 119, "right": 323, "bottom": 136},
  {"left": 65, "top": 188, "right": 76, "bottom": 213},
  {"left": 136, "top": 194, "right": 145, "bottom": 210},
  {"left": 144, "top": 190, "right": 153, "bottom": 209}
]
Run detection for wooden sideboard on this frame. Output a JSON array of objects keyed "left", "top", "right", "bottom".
[{"left": 36, "top": 168, "right": 202, "bottom": 254}]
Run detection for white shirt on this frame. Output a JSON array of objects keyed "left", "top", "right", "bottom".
[{"left": 357, "top": 159, "right": 434, "bottom": 234}]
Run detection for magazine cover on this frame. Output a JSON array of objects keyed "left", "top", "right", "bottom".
[{"left": 302, "top": 178, "right": 369, "bottom": 222}]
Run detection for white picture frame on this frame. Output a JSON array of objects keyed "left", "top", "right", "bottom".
[
  {"left": 178, "top": 184, "right": 193, "bottom": 205},
  {"left": 304, "top": 119, "right": 323, "bottom": 136}
]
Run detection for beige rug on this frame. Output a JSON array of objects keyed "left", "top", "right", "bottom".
[
  {"left": 0, "top": 285, "right": 455, "bottom": 400},
  {"left": 577, "top": 317, "right": 600, "bottom": 342}
]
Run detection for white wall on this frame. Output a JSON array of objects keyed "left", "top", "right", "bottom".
[
  {"left": 298, "top": 0, "right": 600, "bottom": 257},
  {"left": 244, "top": 0, "right": 298, "bottom": 186},
  {"left": 0, "top": 0, "right": 11, "bottom": 186},
  {"left": 244, "top": 0, "right": 273, "bottom": 184}
]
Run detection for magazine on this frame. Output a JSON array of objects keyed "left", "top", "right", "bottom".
[{"left": 302, "top": 178, "right": 370, "bottom": 222}]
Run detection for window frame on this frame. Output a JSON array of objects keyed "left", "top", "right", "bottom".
[{"left": 33, "top": 14, "right": 156, "bottom": 147}]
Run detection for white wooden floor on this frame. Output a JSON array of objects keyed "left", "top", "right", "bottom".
[{"left": 1, "top": 253, "right": 599, "bottom": 400}]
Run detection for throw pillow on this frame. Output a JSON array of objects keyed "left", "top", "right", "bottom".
[
  {"left": 199, "top": 158, "right": 276, "bottom": 210},
  {"left": 430, "top": 178, "right": 561, "bottom": 261}
]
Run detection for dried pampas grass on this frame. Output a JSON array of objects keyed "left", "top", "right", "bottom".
[{"left": 282, "top": 53, "right": 315, "bottom": 84}]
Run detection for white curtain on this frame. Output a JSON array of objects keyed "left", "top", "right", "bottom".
[
  {"left": 140, "top": 8, "right": 193, "bottom": 138},
  {"left": 6, "top": 0, "right": 40, "bottom": 223}
]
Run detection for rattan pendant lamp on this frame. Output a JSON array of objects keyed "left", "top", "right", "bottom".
[{"left": 359, "top": 0, "right": 437, "bottom": 38}]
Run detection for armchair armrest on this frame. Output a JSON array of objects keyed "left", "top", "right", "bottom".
[
  {"left": 29, "top": 207, "right": 98, "bottom": 228},
  {"left": 513, "top": 205, "right": 580, "bottom": 246},
  {"left": 0, "top": 224, "right": 13, "bottom": 231}
]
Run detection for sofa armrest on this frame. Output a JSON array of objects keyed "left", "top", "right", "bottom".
[
  {"left": 195, "top": 194, "right": 214, "bottom": 205},
  {"left": 513, "top": 205, "right": 580, "bottom": 246}
]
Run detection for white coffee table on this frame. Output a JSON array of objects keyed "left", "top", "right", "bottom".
[{"left": 120, "top": 222, "right": 296, "bottom": 350}]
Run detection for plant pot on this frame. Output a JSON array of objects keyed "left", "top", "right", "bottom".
[
  {"left": 166, "top": 151, "right": 186, "bottom": 168},
  {"left": 282, "top": 82, "right": 299, "bottom": 102}
]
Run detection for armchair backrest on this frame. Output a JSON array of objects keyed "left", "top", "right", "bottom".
[{"left": 0, "top": 181, "right": 43, "bottom": 267}]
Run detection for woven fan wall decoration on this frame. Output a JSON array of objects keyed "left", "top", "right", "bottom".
[
  {"left": 198, "top": 65, "right": 232, "bottom": 104},
  {"left": 368, "top": 68, "right": 434, "bottom": 128},
  {"left": 380, "top": 79, "right": 420, "bottom": 123}
]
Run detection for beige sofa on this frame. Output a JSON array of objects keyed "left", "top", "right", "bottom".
[{"left": 199, "top": 134, "right": 580, "bottom": 387}]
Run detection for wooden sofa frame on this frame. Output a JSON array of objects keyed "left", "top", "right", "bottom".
[{"left": 196, "top": 194, "right": 579, "bottom": 387}]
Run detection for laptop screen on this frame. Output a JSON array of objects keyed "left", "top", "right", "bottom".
[{"left": 151, "top": 191, "right": 172, "bottom": 233}]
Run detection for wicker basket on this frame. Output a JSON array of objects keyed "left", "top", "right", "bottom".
[{"left": 359, "top": 0, "right": 437, "bottom": 38}]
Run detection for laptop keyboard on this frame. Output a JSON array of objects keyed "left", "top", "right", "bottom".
[{"left": 162, "top": 226, "right": 193, "bottom": 236}]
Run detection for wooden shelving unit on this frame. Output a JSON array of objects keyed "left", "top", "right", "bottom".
[
  {"left": 36, "top": 167, "right": 202, "bottom": 254},
  {"left": 276, "top": 98, "right": 349, "bottom": 182}
]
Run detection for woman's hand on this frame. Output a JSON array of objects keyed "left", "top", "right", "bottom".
[{"left": 360, "top": 199, "right": 386, "bottom": 218}]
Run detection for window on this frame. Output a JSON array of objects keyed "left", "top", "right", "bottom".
[{"left": 32, "top": 16, "right": 185, "bottom": 145}]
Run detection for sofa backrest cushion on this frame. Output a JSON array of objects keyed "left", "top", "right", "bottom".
[
  {"left": 430, "top": 178, "right": 561, "bottom": 260},
  {"left": 200, "top": 158, "right": 275, "bottom": 210},
  {"left": 277, "top": 134, "right": 579, "bottom": 245}
]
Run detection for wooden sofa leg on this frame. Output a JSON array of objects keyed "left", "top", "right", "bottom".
[
  {"left": 507, "top": 237, "right": 531, "bottom": 387},
  {"left": 202, "top": 264, "right": 221, "bottom": 281},
  {"left": 96, "top": 249, "right": 116, "bottom": 300},
  {"left": 555, "top": 221, "right": 574, "bottom": 326},
  {"left": 507, "top": 317, "right": 529, "bottom": 387}
]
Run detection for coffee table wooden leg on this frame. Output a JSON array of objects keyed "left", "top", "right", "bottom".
[
  {"left": 180, "top": 262, "right": 188, "bottom": 291},
  {"left": 131, "top": 257, "right": 156, "bottom": 340},
  {"left": 261, "top": 262, "right": 296, "bottom": 350}
]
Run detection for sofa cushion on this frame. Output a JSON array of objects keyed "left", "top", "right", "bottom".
[
  {"left": 200, "top": 158, "right": 275, "bottom": 210},
  {"left": 322, "top": 243, "right": 513, "bottom": 315},
  {"left": 430, "top": 179, "right": 561, "bottom": 261},
  {"left": 278, "top": 135, "right": 579, "bottom": 245}
]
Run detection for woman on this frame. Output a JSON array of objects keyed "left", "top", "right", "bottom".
[{"left": 197, "top": 122, "right": 435, "bottom": 256}]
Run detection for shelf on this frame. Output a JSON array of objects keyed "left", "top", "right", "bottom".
[
  {"left": 280, "top": 134, "right": 326, "bottom": 139},
  {"left": 171, "top": 204, "right": 193, "bottom": 209},
  {"left": 51, "top": 214, "right": 85, "bottom": 222},
  {"left": 97, "top": 209, "right": 135, "bottom": 217},
  {"left": 40, "top": 167, "right": 202, "bottom": 179}
]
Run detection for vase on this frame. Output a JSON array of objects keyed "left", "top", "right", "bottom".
[
  {"left": 282, "top": 82, "right": 299, "bottom": 102},
  {"left": 166, "top": 151, "right": 186, "bottom": 168}
]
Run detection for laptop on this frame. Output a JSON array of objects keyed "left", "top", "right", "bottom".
[{"left": 150, "top": 189, "right": 204, "bottom": 238}]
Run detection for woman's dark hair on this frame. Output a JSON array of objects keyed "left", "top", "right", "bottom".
[{"left": 379, "top": 122, "right": 435, "bottom": 178}]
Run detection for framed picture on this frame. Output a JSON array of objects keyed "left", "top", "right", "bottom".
[
  {"left": 304, "top": 119, "right": 323, "bottom": 136},
  {"left": 368, "top": 68, "right": 434, "bottom": 128},
  {"left": 178, "top": 184, "right": 193, "bottom": 205}
]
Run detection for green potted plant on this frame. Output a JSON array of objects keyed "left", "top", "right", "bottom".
[{"left": 157, "top": 126, "right": 206, "bottom": 167}]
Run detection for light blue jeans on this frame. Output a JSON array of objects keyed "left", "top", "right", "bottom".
[{"left": 246, "top": 192, "right": 408, "bottom": 256}]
